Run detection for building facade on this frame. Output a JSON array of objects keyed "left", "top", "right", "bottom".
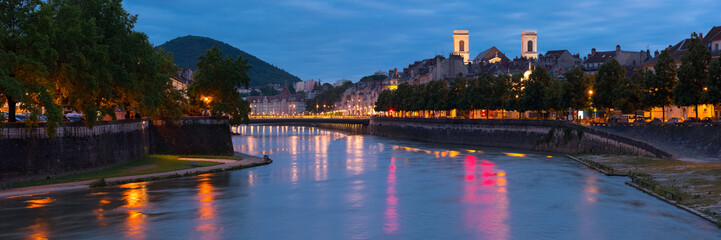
[
  {"left": 453, "top": 30, "right": 470, "bottom": 64},
  {"left": 521, "top": 31, "right": 538, "bottom": 59},
  {"left": 247, "top": 88, "right": 306, "bottom": 115}
]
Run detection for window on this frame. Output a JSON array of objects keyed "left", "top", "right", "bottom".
[
  {"left": 459, "top": 40, "right": 465, "bottom": 52},
  {"left": 716, "top": 43, "right": 719, "bottom": 51},
  {"left": 527, "top": 40, "right": 533, "bottom": 52}
]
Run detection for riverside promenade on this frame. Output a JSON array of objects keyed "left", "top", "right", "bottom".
[{"left": 0, "top": 153, "right": 270, "bottom": 198}]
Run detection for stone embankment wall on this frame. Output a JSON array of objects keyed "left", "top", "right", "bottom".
[
  {"left": 596, "top": 126, "right": 721, "bottom": 160},
  {"left": 369, "top": 117, "right": 671, "bottom": 158},
  {"left": 149, "top": 117, "right": 233, "bottom": 156},
  {"left": 0, "top": 117, "right": 233, "bottom": 184},
  {"left": 0, "top": 119, "right": 150, "bottom": 183}
]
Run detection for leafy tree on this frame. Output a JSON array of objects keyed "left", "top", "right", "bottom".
[
  {"left": 0, "top": 0, "right": 63, "bottom": 134},
  {"left": 593, "top": 59, "right": 626, "bottom": 118},
  {"left": 642, "top": 50, "right": 676, "bottom": 120},
  {"left": 506, "top": 74, "right": 525, "bottom": 116},
  {"left": 545, "top": 79, "right": 565, "bottom": 117},
  {"left": 674, "top": 32, "right": 711, "bottom": 119},
  {"left": 188, "top": 46, "right": 251, "bottom": 125},
  {"left": 704, "top": 58, "right": 721, "bottom": 113},
  {"left": 522, "top": 66, "right": 553, "bottom": 118},
  {"left": 614, "top": 69, "right": 644, "bottom": 114},
  {"left": 562, "top": 67, "right": 593, "bottom": 114},
  {"left": 488, "top": 74, "right": 511, "bottom": 118},
  {"left": 374, "top": 89, "right": 393, "bottom": 112},
  {"left": 448, "top": 78, "right": 468, "bottom": 116}
]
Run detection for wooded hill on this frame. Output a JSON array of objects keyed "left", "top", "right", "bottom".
[{"left": 158, "top": 35, "right": 300, "bottom": 86}]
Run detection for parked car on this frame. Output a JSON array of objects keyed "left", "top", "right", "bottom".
[
  {"left": 701, "top": 117, "right": 714, "bottom": 122},
  {"left": 65, "top": 113, "right": 83, "bottom": 122},
  {"left": 666, "top": 117, "right": 683, "bottom": 124},
  {"left": 649, "top": 118, "right": 663, "bottom": 124},
  {"left": 685, "top": 117, "right": 699, "bottom": 123},
  {"left": 609, "top": 115, "right": 631, "bottom": 123}
]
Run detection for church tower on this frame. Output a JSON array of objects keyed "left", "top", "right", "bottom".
[
  {"left": 453, "top": 30, "right": 470, "bottom": 64},
  {"left": 521, "top": 30, "right": 537, "bottom": 59}
]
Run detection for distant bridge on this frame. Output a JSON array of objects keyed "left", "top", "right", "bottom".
[{"left": 247, "top": 117, "right": 370, "bottom": 125}]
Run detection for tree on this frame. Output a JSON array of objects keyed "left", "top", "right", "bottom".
[
  {"left": 448, "top": 78, "right": 468, "bottom": 117},
  {"left": 674, "top": 32, "right": 711, "bottom": 119},
  {"left": 614, "top": 69, "right": 644, "bottom": 114},
  {"left": 488, "top": 75, "right": 511, "bottom": 118},
  {"left": 593, "top": 59, "right": 626, "bottom": 118},
  {"left": 522, "top": 66, "right": 553, "bottom": 118},
  {"left": 642, "top": 50, "right": 676, "bottom": 121},
  {"left": 562, "top": 68, "right": 593, "bottom": 114},
  {"left": 0, "top": 0, "right": 63, "bottom": 135},
  {"left": 188, "top": 46, "right": 251, "bottom": 125},
  {"left": 704, "top": 58, "right": 721, "bottom": 116}
]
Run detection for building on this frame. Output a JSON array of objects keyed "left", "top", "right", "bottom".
[
  {"left": 295, "top": 80, "right": 316, "bottom": 93},
  {"left": 703, "top": 26, "right": 721, "bottom": 57},
  {"left": 247, "top": 87, "right": 306, "bottom": 115},
  {"left": 336, "top": 79, "right": 385, "bottom": 116},
  {"left": 453, "top": 30, "right": 470, "bottom": 64},
  {"left": 431, "top": 54, "right": 468, "bottom": 80},
  {"left": 582, "top": 45, "right": 649, "bottom": 74},
  {"left": 473, "top": 46, "right": 509, "bottom": 64},
  {"left": 521, "top": 31, "right": 538, "bottom": 59},
  {"left": 538, "top": 50, "right": 582, "bottom": 77}
]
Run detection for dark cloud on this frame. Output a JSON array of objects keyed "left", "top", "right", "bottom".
[{"left": 124, "top": 0, "right": 721, "bottom": 81}]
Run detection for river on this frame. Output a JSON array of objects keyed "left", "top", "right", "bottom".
[{"left": 0, "top": 124, "right": 719, "bottom": 239}]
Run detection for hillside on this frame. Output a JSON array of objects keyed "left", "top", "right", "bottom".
[{"left": 157, "top": 35, "right": 300, "bottom": 87}]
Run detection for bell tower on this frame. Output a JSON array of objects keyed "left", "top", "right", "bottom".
[
  {"left": 521, "top": 30, "right": 537, "bottom": 59},
  {"left": 453, "top": 30, "right": 470, "bottom": 64}
]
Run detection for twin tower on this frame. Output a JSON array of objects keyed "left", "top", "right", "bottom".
[{"left": 452, "top": 30, "right": 537, "bottom": 64}]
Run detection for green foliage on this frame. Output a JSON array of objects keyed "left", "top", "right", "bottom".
[
  {"left": 189, "top": 46, "right": 251, "bottom": 125},
  {"left": 614, "top": 69, "right": 644, "bottom": 114},
  {"left": 306, "top": 81, "right": 353, "bottom": 113},
  {"left": 360, "top": 74, "right": 387, "bottom": 82},
  {"left": 157, "top": 35, "right": 301, "bottom": 87},
  {"left": 704, "top": 58, "right": 721, "bottom": 105},
  {"left": 257, "top": 85, "right": 280, "bottom": 96},
  {"left": 562, "top": 67, "right": 593, "bottom": 110},
  {"left": 642, "top": 50, "right": 676, "bottom": 117},
  {"left": 593, "top": 59, "right": 626, "bottom": 110},
  {"left": 0, "top": 0, "right": 63, "bottom": 135},
  {"left": 675, "top": 33, "right": 711, "bottom": 108},
  {"left": 522, "top": 66, "right": 553, "bottom": 113}
]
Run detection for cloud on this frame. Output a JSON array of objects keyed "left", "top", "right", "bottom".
[{"left": 123, "top": 0, "right": 721, "bottom": 81}]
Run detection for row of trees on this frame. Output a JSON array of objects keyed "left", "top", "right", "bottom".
[
  {"left": 1, "top": 0, "right": 251, "bottom": 134},
  {"left": 375, "top": 33, "right": 721, "bottom": 120}
]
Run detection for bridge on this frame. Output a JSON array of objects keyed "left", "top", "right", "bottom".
[{"left": 247, "top": 117, "right": 370, "bottom": 125}]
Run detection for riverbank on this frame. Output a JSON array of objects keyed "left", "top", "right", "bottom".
[
  {"left": 0, "top": 153, "right": 271, "bottom": 198},
  {"left": 571, "top": 154, "right": 721, "bottom": 226}
]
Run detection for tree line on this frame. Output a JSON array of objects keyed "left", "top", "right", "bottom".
[
  {"left": 1, "top": 0, "right": 251, "bottom": 135},
  {"left": 375, "top": 33, "right": 721, "bottom": 120}
]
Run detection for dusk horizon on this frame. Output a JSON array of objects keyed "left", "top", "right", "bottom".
[{"left": 125, "top": 0, "right": 721, "bottom": 81}]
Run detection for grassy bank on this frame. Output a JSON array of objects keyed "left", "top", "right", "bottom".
[
  {"left": 576, "top": 154, "right": 721, "bottom": 223},
  {"left": 14, "top": 155, "right": 240, "bottom": 188}
]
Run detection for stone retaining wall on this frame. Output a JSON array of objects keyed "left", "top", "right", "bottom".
[
  {"left": 369, "top": 117, "right": 671, "bottom": 158},
  {"left": 0, "top": 117, "right": 233, "bottom": 184}
]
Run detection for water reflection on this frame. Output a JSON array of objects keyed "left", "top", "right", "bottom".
[
  {"left": 384, "top": 157, "right": 399, "bottom": 234},
  {"left": 195, "top": 174, "right": 220, "bottom": 238},
  {"left": 2, "top": 125, "right": 720, "bottom": 239},
  {"left": 120, "top": 182, "right": 148, "bottom": 239},
  {"left": 24, "top": 197, "right": 55, "bottom": 209},
  {"left": 462, "top": 155, "right": 509, "bottom": 239}
]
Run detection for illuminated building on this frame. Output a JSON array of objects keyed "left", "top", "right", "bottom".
[{"left": 521, "top": 30, "right": 538, "bottom": 59}]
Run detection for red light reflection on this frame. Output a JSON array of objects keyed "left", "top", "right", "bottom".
[{"left": 384, "top": 157, "right": 399, "bottom": 234}]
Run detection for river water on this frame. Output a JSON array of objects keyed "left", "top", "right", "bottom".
[{"left": 1, "top": 124, "right": 719, "bottom": 239}]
